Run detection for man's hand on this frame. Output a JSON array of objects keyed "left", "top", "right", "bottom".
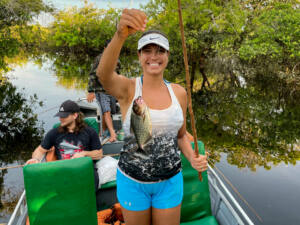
[
  {"left": 71, "top": 152, "right": 86, "bottom": 159},
  {"left": 117, "top": 9, "right": 147, "bottom": 39},
  {"left": 87, "top": 93, "right": 95, "bottom": 103},
  {"left": 25, "top": 158, "right": 41, "bottom": 165},
  {"left": 190, "top": 152, "right": 208, "bottom": 172}
]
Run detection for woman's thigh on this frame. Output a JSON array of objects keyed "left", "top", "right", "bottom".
[
  {"left": 121, "top": 206, "right": 151, "bottom": 225},
  {"left": 152, "top": 204, "right": 181, "bottom": 225}
]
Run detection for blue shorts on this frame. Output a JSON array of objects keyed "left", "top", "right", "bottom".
[{"left": 116, "top": 169, "right": 183, "bottom": 211}]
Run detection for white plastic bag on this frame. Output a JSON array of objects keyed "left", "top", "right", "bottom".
[{"left": 95, "top": 156, "right": 118, "bottom": 188}]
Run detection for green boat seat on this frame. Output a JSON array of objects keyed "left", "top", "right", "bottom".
[
  {"left": 180, "top": 216, "right": 218, "bottom": 225},
  {"left": 180, "top": 141, "right": 218, "bottom": 225},
  {"left": 101, "top": 180, "right": 117, "bottom": 189},
  {"left": 53, "top": 117, "right": 99, "bottom": 134},
  {"left": 23, "top": 157, "right": 98, "bottom": 225}
]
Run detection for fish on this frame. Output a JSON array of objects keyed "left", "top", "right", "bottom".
[{"left": 130, "top": 96, "right": 152, "bottom": 150}]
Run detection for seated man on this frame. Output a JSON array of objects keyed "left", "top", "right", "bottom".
[
  {"left": 26, "top": 99, "right": 103, "bottom": 190},
  {"left": 87, "top": 40, "right": 121, "bottom": 142}
]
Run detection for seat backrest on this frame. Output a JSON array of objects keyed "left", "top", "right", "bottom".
[
  {"left": 180, "top": 141, "right": 212, "bottom": 222},
  {"left": 53, "top": 117, "right": 99, "bottom": 134},
  {"left": 23, "top": 157, "right": 98, "bottom": 225}
]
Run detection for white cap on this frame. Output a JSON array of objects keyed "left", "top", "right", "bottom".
[{"left": 137, "top": 33, "right": 169, "bottom": 51}]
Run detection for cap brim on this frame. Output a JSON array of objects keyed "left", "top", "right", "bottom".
[
  {"left": 138, "top": 33, "right": 169, "bottom": 51},
  {"left": 138, "top": 41, "right": 169, "bottom": 51},
  {"left": 54, "top": 111, "right": 71, "bottom": 118}
]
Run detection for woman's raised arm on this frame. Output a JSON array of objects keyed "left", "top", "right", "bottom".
[{"left": 97, "top": 9, "right": 147, "bottom": 102}]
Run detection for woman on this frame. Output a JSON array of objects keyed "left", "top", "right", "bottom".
[{"left": 97, "top": 9, "right": 208, "bottom": 225}]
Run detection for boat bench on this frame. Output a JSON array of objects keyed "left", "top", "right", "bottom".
[
  {"left": 180, "top": 141, "right": 218, "bottom": 225},
  {"left": 24, "top": 157, "right": 98, "bottom": 225}
]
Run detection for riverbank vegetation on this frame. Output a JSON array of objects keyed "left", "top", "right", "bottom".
[{"left": 0, "top": 0, "right": 299, "bottom": 169}]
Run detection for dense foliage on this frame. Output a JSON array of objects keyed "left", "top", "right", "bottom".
[
  {"left": 1, "top": 0, "right": 299, "bottom": 169},
  {"left": 47, "top": 3, "right": 118, "bottom": 57},
  {"left": 140, "top": 0, "right": 300, "bottom": 169}
]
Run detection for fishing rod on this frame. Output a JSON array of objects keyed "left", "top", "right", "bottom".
[
  {"left": 37, "top": 105, "right": 59, "bottom": 115},
  {"left": 177, "top": 0, "right": 203, "bottom": 181},
  {"left": 0, "top": 154, "right": 120, "bottom": 171},
  {"left": 176, "top": 2, "right": 262, "bottom": 221},
  {"left": 37, "top": 97, "right": 99, "bottom": 116}
]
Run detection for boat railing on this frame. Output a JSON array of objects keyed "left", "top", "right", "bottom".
[
  {"left": 7, "top": 191, "right": 27, "bottom": 225},
  {"left": 208, "top": 165, "right": 254, "bottom": 225}
]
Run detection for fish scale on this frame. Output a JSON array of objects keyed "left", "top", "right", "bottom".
[{"left": 130, "top": 97, "right": 152, "bottom": 150}]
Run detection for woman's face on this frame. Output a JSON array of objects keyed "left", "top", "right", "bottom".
[{"left": 138, "top": 44, "right": 169, "bottom": 76}]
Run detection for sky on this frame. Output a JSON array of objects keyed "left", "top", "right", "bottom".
[
  {"left": 44, "top": 0, "right": 149, "bottom": 10},
  {"left": 38, "top": 0, "right": 150, "bottom": 26}
]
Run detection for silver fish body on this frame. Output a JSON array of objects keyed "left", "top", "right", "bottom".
[{"left": 130, "top": 97, "right": 152, "bottom": 149}]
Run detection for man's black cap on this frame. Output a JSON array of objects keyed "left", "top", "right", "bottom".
[{"left": 54, "top": 100, "right": 80, "bottom": 118}]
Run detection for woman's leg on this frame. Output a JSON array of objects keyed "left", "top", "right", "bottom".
[
  {"left": 152, "top": 204, "right": 181, "bottom": 225},
  {"left": 151, "top": 172, "right": 183, "bottom": 225},
  {"left": 121, "top": 206, "right": 151, "bottom": 225},
  {"left": 117, "top": 169, "right": 152, "bottom": 225}
]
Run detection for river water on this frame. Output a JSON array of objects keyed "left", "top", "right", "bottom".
[{"left": 1, "top": 60, "right": 300, "bottom": 224}]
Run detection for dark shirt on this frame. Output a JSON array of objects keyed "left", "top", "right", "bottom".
[
  {"left": 41, "top": 126, "right": 102, "bottom": 161},
  {"left": 87, "top": 54, "right": 121, "bottom": 93}
]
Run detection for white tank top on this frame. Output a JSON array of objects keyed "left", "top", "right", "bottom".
[{"left": 118, "top": 77, "right": 184, "bottom": 182}]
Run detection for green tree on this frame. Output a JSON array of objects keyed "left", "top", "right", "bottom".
[
  {"left": 0, "top": 0, "right": 52, "bottom": 73},
  {"left": 47, "top": 2, "right": 119, "bottom": 58},
  {"left": 143, "top": 0, "right": 300, "bottom": 169}
]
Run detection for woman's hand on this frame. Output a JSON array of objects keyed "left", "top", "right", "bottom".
[
  {"left": 190, "top": 152, "right": 208, "bottom": 172},
  {"left": 117, "top": 9, "right": 147, "bottom": 39}
]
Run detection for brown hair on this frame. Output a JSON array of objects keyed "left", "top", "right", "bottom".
[{"left": 58, "top": 112, "right": 86, "bottom": 134}]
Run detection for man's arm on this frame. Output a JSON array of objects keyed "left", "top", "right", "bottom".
[
  {"left": 72, "top": 126, "right": 103, "bottom": 160},
  {"left": 72, "top": 149, "right": 103, "bottom": 160},
  {"left": 26, "top": 145, "right": 49, "bottom": 164}
]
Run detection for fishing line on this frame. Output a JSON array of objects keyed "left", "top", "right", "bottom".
[
  {"left": 0, "top": 152, "right": 120, "bottom": 171},
  {"left": 128, "top": 0, "right": 134, "bottom": 8},
  {"left": 37, "top": 105, "right": 59, "bottom": 115},
  {"left": 208, "top": 158, "right": 263, "bottom": 223}
]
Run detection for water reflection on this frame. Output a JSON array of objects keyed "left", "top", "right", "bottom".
[
  {"left": 193, "top": 81, "right": 300, "bottom": 170},
  {"left": 0, "top": 80, "right": 44, "bottom": 218},
  {"left": 43, "top": 51, "right": 141, "bottom": 91}
]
